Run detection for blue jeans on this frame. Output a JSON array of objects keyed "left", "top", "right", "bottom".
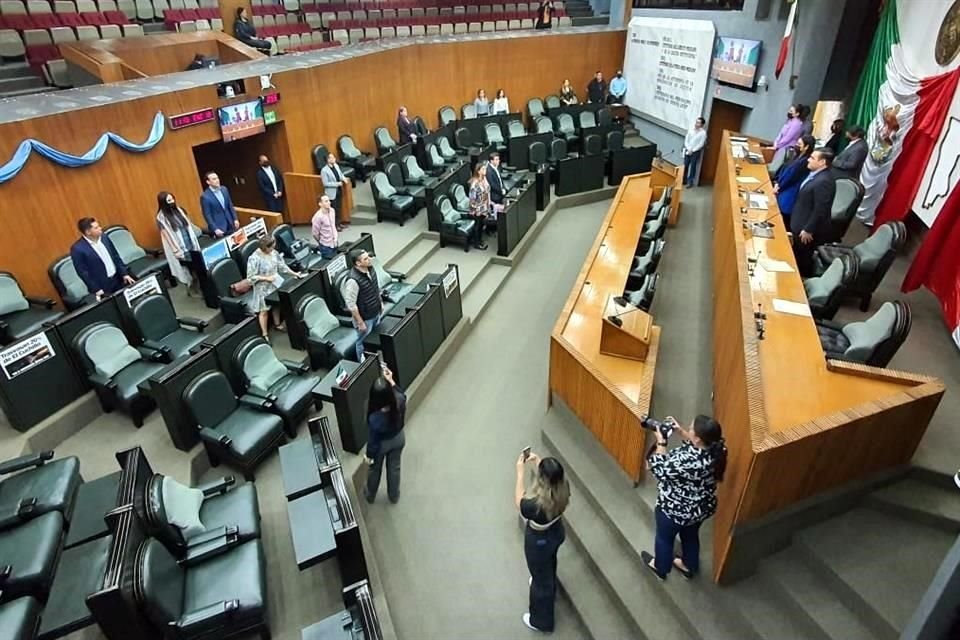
[
  {"left": 353, "top": 313, "right": 380, "bottom": 361},
  {"left": 654, "top": 507, "right": 702, "bottom": 577},
  {"left": 319, "top": 245, "right": 336, "bottom": 259},
  {"left": 683, "top": 149, "right": 702, "bottom": 187},
  {"left": 524, "top": 522, "right": 565, "bottom": 631}
]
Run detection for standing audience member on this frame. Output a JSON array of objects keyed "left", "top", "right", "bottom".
[
  {"left": 586, "top": 71, "right": 606, "bottom": 104},
  {"left": 234, "top": 8, "right": 271, "bottom": 54},
  {"left": 200, "top": 171, "right": 239, "bottom": 237},
  {"left": 255, "top": 154, "right": 285, "bottom": 213},
  {"left": 824, "top": 118, "right": 845, "bottom": 155},
  {"left": 608, "top": 70, "right": 627, "bottom": 104},
  {"left": 767, "top": 104, "right": 805, "bottom": 161},
  {"left": 493, "top": 89, "right": 510, "bottom": 115},
  {"left": 364, "top": 365, "right": 407, "bottom": 504},
  {"left": 535, "top": 0, "right": 554, "bottom": 29},
  {"left": 467, "top": 164, "right": 491, "bottom": 250},
  {"left": 772, "top": 134, "right": 816, "bottom": 224},
  {"left": 832, "top": 126, "right": 867, "bottom": 178},
  {"left": 341, "top": 249, "right": 384, "bottom": 362},
  {"left": 487, "top": 153, "right": 507, "bottom": 205},
  {"left": 474, "top": 89, "right": 490, "bottom": 117},
  {"left": 798, "top": 104, "right": 814, "bottom": 139},
  {"left": 559, "top": 79, "right": 577, "bottom": 105},
  {"left": 515, "top": 451, "right": 570, "bottom": 633},
  {"left": 70, "top": 217, "right": 136, "bottom": 299},
  {"left": 246, "top": 235, "right": 302, "bottom": 341},
  {"left": 156, "top": 191, "right": 200, "bottom": 295},
  {"left": 682, "top": 117, "right": 707, "bottom": 188},
  {"left": 642, "top": 415, "right": 727, "bottom": 581},
  {"left": 311, "top": 194, "right": 339, "bottom": 259},
  {"left": 397, "top": 106, "right": 418, "bottom": 145},
  {"left": 321, "top": 152, "right": 350, "bottom": 230},
  {"left": 790, "top": 148, "right": 836, "bottom": 276}
]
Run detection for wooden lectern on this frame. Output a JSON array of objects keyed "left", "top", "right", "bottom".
[
  {"left": 599, "top": 295, "right": 652, "bottom": 361},
  {"left": 340, "top": 179, "right": 354, "bottom": 225}
]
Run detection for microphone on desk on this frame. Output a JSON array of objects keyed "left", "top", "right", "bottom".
[
  {"left": 753, "top": 211, "right": 780, "bottom": 228},
  {"left": 607, "top": 296, "right": 642, "bottom": 327}
]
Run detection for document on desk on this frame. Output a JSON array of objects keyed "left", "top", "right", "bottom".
[
  {"left": 759, "top": 257, "right": 794, "bottom": 273},
  {"left": 736, "top": 176, "right": 761, "bottom": 184},
  {"left": 747, "top": 194, "right": 769, "bottom": 209},
  {"left": 773, "top": 299, "right": 812, "bottom": 317}
]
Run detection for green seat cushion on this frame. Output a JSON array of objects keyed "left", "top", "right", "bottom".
[
  {"left": 0, "top": 596, "right": 40, "bottom": 640},
  {"left": 184, "top": 539, "right": 266, "bottom": 626},
  {"left": 159, "top": 329, "right": 206, "bottom": 360},
  {"left": 111, "top": 360, "right": 164, "bottom": 404},
  {"left": 200, "top": 408, "right": 284, "bottom": 461},
  {"left": 268, "top": 373, "right": 319, "bottom": 422},
  {"left": 3, "top": 308, "right": 63, "bottom": 342},
  {"left": 804, "top": 258, "right": 843, "bottom": 305},
  {"left": 0, "top": 277, "right": 28, "bottom": 316},
  {"left": 842, "top": 302, "right": 896, "bottom": 361}
]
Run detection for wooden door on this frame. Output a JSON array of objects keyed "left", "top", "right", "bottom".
[{"left": 700, "top": 99, "right": 747, "bottom": 185}]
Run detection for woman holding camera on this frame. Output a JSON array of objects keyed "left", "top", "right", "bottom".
[
  {"left": 642, "top": 415, "right": 727, "bottom": 580},
  {"left": 515, "top": 452, "right": 570, "bottom": 633},
  {"left": 364, "top": 366, "right": 407, "bottom": 504}
]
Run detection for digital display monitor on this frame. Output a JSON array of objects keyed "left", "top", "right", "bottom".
[
  {"left": 218, "top": 98, "right": 265, "bottom": 142},
  {"left": 711, "top": 36, "right": 762, "bottom": 90}
]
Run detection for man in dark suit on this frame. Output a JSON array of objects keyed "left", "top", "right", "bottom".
[
  {"left": 200, "top": 171, "right": 240, "bottom": 237},
  {"left": 832, "top": 126, "right": 867, "bottom": 178},
  {"left": 397, "top": 106, "right": 418, "bottom": 145},
  {"left": 487, "top": 153, "right": 507, "bottom": 204},
  {"left": 255, "top": 154, "right": 285, "bottom": 213},
  {"left": 69, "top": 217, "right": 135, "bottom": 299},
  {"left": 790, "top": 148, "right": 836, "bottom": 277}
]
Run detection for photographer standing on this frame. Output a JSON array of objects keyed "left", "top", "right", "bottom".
[
  {"left": 641, "top": 415, "right": 727, "bottom": 581},
  {"left": 515, "top": 452, "right": 570, "bottom": 633}
]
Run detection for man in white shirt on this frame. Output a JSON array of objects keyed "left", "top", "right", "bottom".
[
  {"left": 683, "top": 117, "right": 707, "bottom": 188},
  {"left": 69, "top": 217, "right": 135, "bottom": 299}
]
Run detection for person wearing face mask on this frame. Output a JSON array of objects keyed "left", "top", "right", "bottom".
[
  {"left": 608, "top": 70, "right": 627, "bottom": 104},
  {"left": 255, "top": 154, "right": 285, "bottom": 213},
  {"left": 156, "top": 191, "right": 201, "bottom": 295},
  {"left": 768, "top": 104, "right": 805, "bottom": 160},
  {"left": 824, "top": 118, "right": 845, "bottom": 155}
]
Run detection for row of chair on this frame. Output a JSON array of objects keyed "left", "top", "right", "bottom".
[
  {"left": 621, "top": 187, "right": 670, "bottom": 313},
  {"left": 296, "top": 0, "right": 564, "bottom": 14}
]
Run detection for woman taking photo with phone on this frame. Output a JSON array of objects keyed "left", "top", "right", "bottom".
[
  {"left": 364, "top": 364, "right": 407, "bottom": 504},
  {"left": 642, "top": 415, "right": 727, "bottom": 581},
  {"left": 515, "top": 451, "right": 570, "bottom": 633}
]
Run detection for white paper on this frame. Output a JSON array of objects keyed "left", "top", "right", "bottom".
[
  {"left": 0, "top": 332, "right": 55, "bottom": 380},
  {"left": 747, "top": 194, "right": 769, "bottom": 209},
  {"left": 736, "top": 176, "right": 761, "bottom": 184},
  {"left": 270, "top": 274, "right": 284, "bottom": 288},
  {"left": 772, "top": 298, "right": 812, "bottom": 317},
  {"left": 758, "top": 258, "right": 795, "bottom": 273}
]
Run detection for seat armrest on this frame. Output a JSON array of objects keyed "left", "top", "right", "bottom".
[
  {"left": 177, "top": 316, "right": 209, "bottom": 331},
  {"left": 238, "top": 394, "right": 274, "bottom": 410},
  {"left": 179, "top": 533, "right": 238, "bottom": 566},
  {"left": 0, "top": 501, "right": 29, "bottom": 531},
  {"left": 245, "top": 387, "right": 278, "bottom": 404},
  {"left": 25, "top": 295, "right": 56, "bottom": 309},
  {"left": 173, "top": 599, "right": 240, "bottom": 633},
  {"left": 198, "top": 476, "right": 236, "bottom": 497},
  {"left": 199, "top": 427, "right": 233, "bottom": 449},
  {"left": 338, "top": 317, "right": 354, "bottom": 328},
  {"left": 138, "top": 343, "right": 172, "bottom": 362},
  {"left": 280, "top": 358, "right": 310, "bottom": 374},
  {"left": 0, "top": 450, "right": 53, "bottom": 475},
  {"left": 186, "top": 524, "right": 239, "bottom": 549},
  {"left": 89, "top": 372, "right": 118, "bottom": 391}
]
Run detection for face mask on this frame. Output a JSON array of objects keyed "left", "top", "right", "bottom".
[{"left": 787, "top": 112, "right": 795, "bottom": 119}]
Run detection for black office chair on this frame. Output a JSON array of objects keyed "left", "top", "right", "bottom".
[
  {"left": 813, "top": 221, "right": 907, "bottom": 311},
  {"left": 0, "top": 512, "right": 64, "bottom": 603},
  {"left": 131, "top": 294, "right": 208, "bottom": 361},
  {"left": 435, "top": 194, "right": 475, "bottom": 252},
  {"left": 817, "top": 301, "right": 911, "bottom": 367},
  {"left": 528, "top": 141, "right": 548, "bottom": 172},
  {"left": 296, "top": 293, "right": 358, "bottom": 368},
  {"left": 583, "top": 134, "right": 602, "bottom": 157},
  {"left": 605, "top": 130, "right": 624, "bottom": 158},
  {"left": 527, "top": 97, "right": 544, "bottom": 121},
  {"left": 312, "top": 143, "right": 355, "bottom": 182},
  {"left": 337, "top": 134, "right": 376, "bottom": 182},
  {"left": 630, "top": 238, "right": 665, "bottom": 281},
  {"left": 373, "top": 126, "right": 397, "bottom": 156},
  {"left": 48, "top": 255, "right": 96, "bottom": 311},
  {"left": 803, "top": 255, "right": 859, "bottom": 320},
  {"left": 438, "top": 105, "right": 457, "bottom": 127},
  {"left": 272, "top": 224, "right": 325, "bottom": 272},
  {"left": 597, "top": 108, "right": 612, "bottom": 127},
  {"left": 454, "top": 127, "right": 481, "bottom": 154},
  {"left": 371, "top": 172, "right": 416, "bottom": 225},
  {"left": 104, "top": 225, "right": 170, "bottom": 283},
  {"left": 413, "top": 115, "right": 429, "bottom": 136},
  {"left": 386, "top": 161, "right": 426, "bottom": 207},
  {"left": 233, "top": 239, "right": 260, "bottom": 279},
  {"left": 626, "top": 272, "right": 659, "bottom": 312},
  {"left": 826, "top": 178, "right": 864, "bottom": 243},
  {"left": 0, "top": 271, "right": 62, "bottom": 346},
  {"left": 208, "top": 258, "right": 255, "bottom": 324}
]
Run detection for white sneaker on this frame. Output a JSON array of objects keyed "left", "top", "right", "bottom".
[
  {"left": 528, "top": 576, "right": 532, "bottom": 587},
  {"left": 522, "top": 613, "right": 546, "bottom": 633},
  {"left": 954, "top": 471, "right": 960, "bottom": 490}
]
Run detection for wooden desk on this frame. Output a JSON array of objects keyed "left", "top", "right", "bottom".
[
  {"left": 236, "top": 206, "right": 282, "bottom": 232},
  {"left": 550, "top": 174, "right": 661, "bottom": 481},
  {"left": 711, "top": 130, "right": 944, "bottom": 583}
]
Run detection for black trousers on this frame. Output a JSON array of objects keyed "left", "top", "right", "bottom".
[
  {"left": 792, "top": 237, "right": 817, "bottom": 278},
  {"left": 524, "top": 522, "right": 565, "bottom": 632}
]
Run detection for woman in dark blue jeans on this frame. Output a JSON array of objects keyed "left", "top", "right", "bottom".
[
  {"left": 364, "top": 366, "right": 406, "bottom": 504},
  {"left": 515, "top": 452, "right": 570, "bottom": 633},
  {"left": 641, "top": 415, "right": 727, "bottom": 580}
]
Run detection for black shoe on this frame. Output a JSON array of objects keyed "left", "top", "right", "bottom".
[
  {"left": 364, "top": 492, "right": 374, "bottom": 504},
  {"left": 475, "top": 242, "right": 488, "bottom": 250},
  {"left": 673, "top": 557, "right": 694, "bottom": 579},
  {"left": 640, "top": 551, "right": 665, "bottom": 581},
  {"left": 389, "top": 495, "right": 399, "bottom": 504}
]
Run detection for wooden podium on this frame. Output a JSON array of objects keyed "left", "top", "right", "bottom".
[
  {"left": 599, "top": 295, "right": 652, "bottom": 361},
  {"left": 340, "top": 179, "right": 353, "bottom": 225},
  {"left": 282, "top": 172, "right": 354, "bottom": 226}
]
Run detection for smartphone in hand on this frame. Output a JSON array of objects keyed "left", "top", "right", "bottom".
[{"left": 522, "top": 446, "right": 532, "bottom": 462}]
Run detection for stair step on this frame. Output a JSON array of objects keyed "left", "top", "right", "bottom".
[
  {"left": 795, "top": 508, "right": 954, "bottom": 638},
  {"left": 866, "top": 478, "right": 960, "bottom": 533},
  {"left": 0, "top": 75, "right": 46, "bottom": 93},
  {"left": 557, "top": 537, "right": 638, "bottom": 640},
  {"left": 0, "top": 85, "right": 55, "bottom": 97},
  {"left": 726, "top": 572, "right": 832, "bottom": 640},
  {"left": 0, "top": 61, "right": 32, "bottom": 80},
  {"left": 760, "top": 551, "right": 877, "bottom": 640},
  {"left": 383, "top": 235, "right": 439, "bottom": 275},
  {"left": 461, "top": 262, "right": 509, "bottom": 320}
]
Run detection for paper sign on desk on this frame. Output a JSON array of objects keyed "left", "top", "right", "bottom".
[
  {"left": 759, "top": 258, "right": 795, "bottom": 273},
  {"left": 747, "top": 194, "right": 769, "bottom": 209},
  {"left": 773, "top": 299, "right": 812, "bottom": 317},
  {"left": 736, "top": 176, "right": 761, "bottom": 184}
]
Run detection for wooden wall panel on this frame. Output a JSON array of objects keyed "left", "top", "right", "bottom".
[{"left": 0, "top": 31, "right": 625, "bottom": 299}]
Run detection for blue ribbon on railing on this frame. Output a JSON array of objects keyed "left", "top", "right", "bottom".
[{"left": 0, "top": 111, "right": 166, "bottom": 184}]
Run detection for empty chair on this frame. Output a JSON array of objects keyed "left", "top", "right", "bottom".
[
  {"left": 208, "top": 257, "right": 255, "bottom": 324},
  {"left": 296, "top": 293, "right": 358, "bottom": 369},
  {"left": 130, "top": 293, "right": 208, "bottom": 360},
  {"left": 99, "top": 22, "right": 121, "bottom": 37},
  {"left": 369, "top": 256, "right": 413, "bottom": 304},
  {"left": 450, "top": 183, "right": 471, "bottom": 215},
  {"left": 626, "top": 272, "right": 659, "bottom": 312},
  {"left": 103, "top": 224, "right": 169, "bottom": 282},
  {"left": 194, "top": 17, "right": 210, "bottom": 30},
  {"left": 528, "top": 140, "right": 548, "bottom": 171},
  {"left": 813, "top": 220, "right": 906, "bottom": 311},
  {"left": 816, "top": 301, "right": 911, "bottom": 367},
  {"left": 0, "top": 29, "right": 25, "bottom": 58},
  {"left": 374, "top": 126, "right": 397, "bottom": 156},
  {"left": 337, "top": 134, "right": 375, "bottom": 181},
  {"left": 527, "top": 97, "right": 544, "bottom": 120},
  {"left": 386, "top": 161, "right": 426, "bottom": 206},
  {"left": 72, "top": 321, "right": 167, "bottom": 426},
  {"left": 426, "top": 143, "right": 451, "bottom": 173},
  {"left": 802, "top": 255, "right": 858, "bottom": 320},
  {"left": 437, "top": 136, "right": 462, "bottom": 162},
  {"left": 403, "top": 154, "right": 441, "bottom": 185},
  {"left": 484, "top": 122, "right": 506, "bottom": 153},
  {"left": 583, "top": 133, "right": 602, "bottom": 156},
  {"left": 0, "top": 451, "right": 81, "bottom": 523},
  {"left": 597, "top": 108, "right": 612, "bottom": 127},
  {"left": 827, "top": 177, "right": 865, "bottom": 243},
  {"left": 630, "top": 238, "right": 665, "bottom": 279},
  {"left": 178, "top": 19, "right": 196, "bottom": 31},
  {"left": 544, "top": 94, "right": 561, "bottom": 109},
  {"left": 0, "top": 272, "right": 62, "bottom": 346},
  {"left": 272, "top": 224, "right": 324, "bottom": 272},
  {"left": 605, "top": 129, "right": 624, "bottom": 156},
  {"left": 438, "top": 105, "right": 457, "bottom": 127},
  {"left": 548, "top": 137, "right": 568, "bottom": 166},
  {"left": 534, "top": 115, "right": 553, "bottom": 134},
  {"left": 371, "top": 172, "right": 416, "bottom": 225},
  {"left": 579, "top": 110, "right": 597, "bottom": 129},
  {"left": 507, "top": 119, "right": 525, "bottom": 139},
  {"left": 121, "top": 22, "right": 143, "bottom": 36},
  {"left": 461, "top": 103, "right": 477, "bottom": 120},
  {"left": 555, "top": 112, "right": 578, "bottom": 144},
  {"left": 233, "top": 336, "right": 320, "bottom": 436},
  {"left": 454, "top": 127, "right": 481, "bottom": 154},
  {"left": 641, "top": 207, "right": 668, "bottom": 243},
  {"left": 183, "top": 370, "right": 285, "bottom": 478},
  {"left": 436, "top": 194, "right": 475, "bottom": 252}
]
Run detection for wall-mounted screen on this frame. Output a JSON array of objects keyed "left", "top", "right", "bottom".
[
  {"left": 711, "top": 36, "right": 762, "bottom": 90},
  {"left": 218, "top": 98, "right": 265, "bottom": 142}
]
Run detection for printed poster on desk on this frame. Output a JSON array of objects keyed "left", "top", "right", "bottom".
[
  {"left": 226, "top": 227, "right": 248, "bottom": 251},
  {"left": 122, "top": 274, "right": 163, "bottom": 308},
  {"left": 327, "top": 253, "right": 348, "bottom": 282},
  {"left": 243, "top": 217, "right": 268, "bottom": 241},
  {"left": 442, "top": 269, "right": 458, "bottom": 298},
  {"left": 1, "top": 332, "right": 55, "bottom": 380}
]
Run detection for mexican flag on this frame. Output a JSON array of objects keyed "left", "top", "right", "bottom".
[{"left": 774, "top": 0, "right": 797, "bottom": 80}]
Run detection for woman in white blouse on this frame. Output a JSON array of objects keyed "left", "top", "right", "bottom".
[{"left": 493, "top": 89, "right": 509, "bottom": 115}]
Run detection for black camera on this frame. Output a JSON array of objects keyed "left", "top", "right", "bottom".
[{"left": 640, "top": 415, "right": 676, "bottom": 440}]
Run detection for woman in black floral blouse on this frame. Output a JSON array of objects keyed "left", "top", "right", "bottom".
[{"left": 642, "top": 415, "right": 727, "bottom": 580}]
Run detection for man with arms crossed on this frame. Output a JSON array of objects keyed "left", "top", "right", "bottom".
[{"left": 341, "top": 249, "right": 384, "bottom": 362}]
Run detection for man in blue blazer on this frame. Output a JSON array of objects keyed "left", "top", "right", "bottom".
[
  {"left": 200, "top": 171, "right": 240, "bottom": 237},
  {"left": 255, "top": 154, "right": 285, "bottom": 213},
  {"left": 69, "top": 217, "right": 135, "bottom": 299}
]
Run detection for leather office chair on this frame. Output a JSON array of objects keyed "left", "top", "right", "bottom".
[
  {"left": 233, "top": 336, "right": 320, "bottom": 436},
  {"left": 312, "top": 143, "right": 355, "bottom": 182},
  {"left": 548, "top": 137, "right": 568, "bottom": 164},
  {"left": 605, "top": 130, "right": 624, "bottom": 157},
  {"left": 528, "top": 141, "right": 548, "bottom": 171},
  {"left": 234, "top": 239, "right": 261, "bottom": 279},
  {"left": 296, "top": 293, "right": 358, "bottom": 368},
  {"left": 484, "top": 122, "right": 507, "bottom": 154},
  {"left": 544, "top": 94, "right": 560, "bottom": 110},
  {"left": 182, "top": 370, "right": 285, "bottom": 479},
  {"left": 370, "top": 256, "right": 414, "bottom": 305},
  {"left": 0, "top": 272, "right": 62, "bottom": 346},
  {"left": 413, "top": 116, "right": 429, "bottom": 136},
  {"left": 104, "top": 225, "right": 169, "bottom": 283},
  {"left": 438, "top": 105, "right": 457, "bottom": 127},
  {"left": 450, "top": 183, "right": 471, "bottom": 214},
  {"left": 370, "top": 172, "right": 416, "bottom": 225},
  {"left": 803, "top": 255, "right": 858, "bottom": 320},
  {"left": 385, "top": 162, "right": 427, "bottom": 207},
  {"left": 208, "top": 258, "right": 255, "bottom": 324},
  {"left": 425, "top": 144, "right": 452, "bottom": 173},
  {"left": 534, "top": 116, "right": 553, "bottom": 134},
  {"left": 597, "top": 108, "right": 612, "bottom": 127},
  {"left": 579, "top": 110, "right": 597, "bottom": 129},
  {"left": 826, "top": 178, "right": 864, "bottom": 243},
  {"left": 816, "top": 301, "right": 911, "bottom": 367},
  {"left": 555, "top": 113, "right": 578, "bottom": 145},
  {"left": 813, "top": 221, "right": 906, "bottom": 311},
  {"left": 507, "top": 120, "right": 526, "bottom": 139},
  {"left": 272, "top": 224, "right": 325, "bottom": 272},
  {"left": 0, "top": 451, "right": 81, "bottom": 524},
  {"left": 626, "top": 272, "right": 659, "bottom": 312},
  {"left": 0, "top": 597, "right": 40, "bottom": 638},
  {"left": 641, "top": 208, "right": 668, "bottom": 243},
  {"left": 402, "top": 155, "right": 442, "bottom": 185},
  {"left": 461, "top": 103, "right": 476, "bottom": 119},
  {"left": 373, "top": 126, "right": 397, "bottom": 156},
  {"left": 437, "top": 136, "right": 462, "bottom": 162},
  {"left": 527, "top": 98, "right": 544, "bottom": 120},
  {"left": 337, "top": 134, "right": 375, "bottom": 182},
  {"left": 583, "top": 133, "right": 602, "bottom": 157},
  {"left": 630, "top": 238, "right": 665, "bottom": 280},
  {"left": 648, "top": 187, "right": 671, "bottom": 219},
  {"left": 436, "top": 194, "right": 475, "bottom": 252},
  {"left": 0, "top": 511, "right": 64, "bottom": 602},
  {"left": 454, "top": 127, "right": 481, "bottom": 154},
  {"left": 133, "top": 536, "right": 270, "bottom": 640},
  {"left": 72, "top": 321, "right": 167, "bottom": 427},
  {"left": 48, "top": 255, "right": 96, "bottom": 311},
  {"left": 131, "top": 294, "right": 208, "bottom": 361}
]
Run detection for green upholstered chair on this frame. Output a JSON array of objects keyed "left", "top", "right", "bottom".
[
  {"left": 438, "top": 105, "right": 457, "bottom": 127},
  {"left": 813, "top": 221, "right": 906, "bottom": 311},
  {"left": 597, "top": 108, "right": 612, "bottom": 126},
  {"left": 385, "top": 162, "right": 426, "bottom": 207},
  {"left": 0, "top": 512, "right": 64, "bottom": 602},
  {"left": 73, "top": 321, "right": 167, "bottom": 427},
  {"left": 605, "top": 130, "right": 624, "bottom": 159},
  {"left": 507, "top": 120, "right": 526, "bottom": 139},
  {"left": 555, "top": 113, "right": 578, "bottom": 145},
  {"left": 483, "top": 122, "right": 507, "bottom": 155},
  {"left": 131, "top": 294, "right": 208, "bottom": 361},
  {"left": 437, "top": 136, "right": 462, "bottom": 162},
  {"left": 460, "top": 103, "right": 477, "bottom": 119},
  {"left": 182, "top": 370, "right": 285, "bottom": 480},
  {"left": 816, "top": 301, "right": 910, "bottom": 367},
  {"left": 208, "top": 258, "right": 255, "bottom": 324},
  {"left": 134, "top": 536, "right": 270, "bottom": 640},
  {"left": 0, "top": 451, "right": 81, "bottom": 524},
  {"left": 336, "top": 134, "right": 375, "bottom": 181},
  {"left": 528, "top": 141, "right": 548, "bottom": 172},
  {"left": 827, "top": 177, "right": 864, "bottom": 243},
  {"left": 803, "top": 255, "right": 858, "bottom": 320},
  {"left": 272, "top": 224, "right": 325, "bottom": 272},
  {"left": 544, "top": 94, "right": 561, "bottom": 109},
  {"left": 535, "top": 115, "right": 553, "bottom": 134},
  {"left": 579, "top": 110, "right": 597, "bottom": 129},
  {"left": 296, "top": 293, "right": 358, "bottom": 368},
  {"left": 373, "top": 126, "right": 397, "bottom": 156},
  {"left": 371, "top": 256, "right": 414, "bottom": 305},
  {"left": 0, "top": 272, "right": 62, "bottom": 346},
  {"left": 583, "top": 133, "right": 602, "bottom": 157},
  {"left": 0, "top": 597, "right": 40, "bottom": 639},
  {"left": 103, "top": 225, "right": 169, "bottom": 283},
  {"left": 425, "top": 144, "right": 451, "bottom": 174},
  {"left": 48, "top": 255, "right": 96, "bottom": 311},
  {"left": 436, "top": 194, "right": 475, "bottom": 252},
  {"left": 371, "top": 172, "right": 416, "bottom": 225},
  {"left": 527, "top": 98, "right": 544, "bottom": 120},
  {"left": 233, "top": 336, "right": 320, "bottom": 436},
  {"left": 450, "top": 183, "right": 471, "bottom": 215}
]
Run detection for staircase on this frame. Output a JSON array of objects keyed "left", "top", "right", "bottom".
[
  {"left": 0, "top": 61, "right": 54, "bottom": 98},
  {"left": 565, "top": 0, "right": 609, "bottom": 26},
  {"left": 541, "top": 397, "right": 960, "bottom": 640}
]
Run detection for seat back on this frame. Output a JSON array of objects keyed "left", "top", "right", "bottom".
[
  {"left": 597, "top": 108, "right": 612, "bottom": 127},
  {"left": 438, "top": 195, "right": 458, "bottom": 223},
  {"left": 183, "top": 370, "right": 238, "bottom": 428},
  {"left": 311, "top": 143, "right": 329, "bottom": 174},
  {"left": 428, "top": 144, "right": 445, "bottom": 169},
  {"left": 535, "top": 115, "right": 553, "bottom": 134},
  {"left": 852, "top": 222, "right": 897, "bottom": 272},
  {"left": 484, "top": 122, "right": 503, "bottom": 145},
  {"left": 75, "top": 321, "right": 141, "bottom": 378},
  {"left": 374, "top": 127, "right": 396, "bottom": 153},
  {"left": 528, "top": 141, "right": 547, "bottom": 168},
  {"left": 132, "top": 294, "right": 179, "bottom": 341},
  {"left": 607, "top": 129, "right": 624, "bottom": 153},
  {"left": 549, "top": 137, "right": 567, "bottom": 161},
  {"left": 384, "top": 163, "right": 405, "bottom": 189},
  {"left": 49, "top": 255, "right": 88, "bottom": 304},
  {"left": 272, "top": 224, "right": 299, "bottom": 260},
  {"left": 209, "top": 257, "right": 244, "bottom": 298},
  {"left": 338, "top": 135, "right": 361, "bottom": 160},
  {"left": 454, "top": 127, "right": 473, "bottom": 149},
  {"left": 438, "top": 136, "right": 457, "bottom": 158},
  {"left": 507, "top": 120, "right": 525, "bottom": 139},
  {"left": 104, "top": 226, "right": 147, "bottom": 262},
  {"left": 451, "top": 183, "right": 470, "bottom": 210},
  {"left": 557, "top": 113, "right": 574, "bottom": 134},
  {"left": 583, "top": 134, "right": 602, "bottom": 156},
  {"left": 842, "top": 301, "right": 905, "bottom": 366},
  {"left": 234, "top": 336, "right": 289, "bottom": 393},
  {"left": 413, "top": 116, "right": 428, "bottom": 135},
  {"left": 0, "top": 272, "right": 28, "bottom": 316},
  {"left": 829, "top": 177, "right": 863, "bottom": 241},
  {"left": 143, "top": 473, "right": 187, "bottom": 552},
  {"left": 298, "top": 294, "right": 339, "bottom": 339},
  {"left": 372, "top": 172, "right": 397, "bottom": 200},
  {"left": 236, "top": 239, "right": 260, "bottom": 277},
  {"left": 579, "top": 111, "right": 596, "bottom": 129},
  {"left": 370, "top": 256, "right": 394, "bottom": 287},
  {"left": 804, "top": 257, "right": 846, "bottom": 306},
  {"left": 134, "top": 538, "right": 184, "bottom": 630},
  {"left": 527, "top": 97, "right": 544, "bottom": 119},
  {"left": 438, "top": 105, "right": 457, "bottom": 126},
  {"left": 544, "top": 94, "right": 560, "bottom": 109},
  {"left": 461, "top": 103, "right": 476, "bottom": 119},
  {"left": 403, "top": 155, "right": 425, "bottom": 180}
]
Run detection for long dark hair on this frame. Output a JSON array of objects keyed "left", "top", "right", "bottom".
[
  {"left": 693, "top": 415, "right": 727, "bottom": 482},
  {"left": 156, "top": 191, "right": 186, "bottom": 230},
  {"left": 530, "top": 457, "right": 570, "bottom": 520},
  {"left": 367, "top": 375, "right": 399, "bottom": 427},
  {"left": 798, "top": 134, "right": 817, "bottom": 157}
]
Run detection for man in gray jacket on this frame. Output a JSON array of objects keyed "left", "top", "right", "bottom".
[
  {"left": 832, "top": 126, "right": 867, "bottom": 179},
  {"left": 321, "top": 152, "right": 350, "bottom": 230}
]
